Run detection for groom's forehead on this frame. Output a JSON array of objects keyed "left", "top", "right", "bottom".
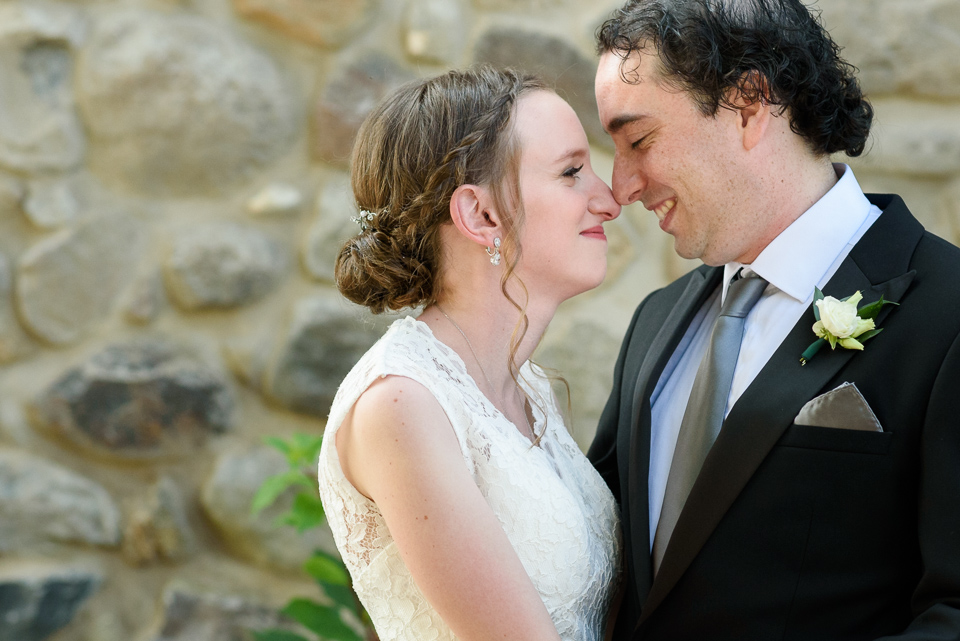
[
  {"left": 596, "top": 50, "right": 675, "bottom": 128},
  {"left": 596, "top": 47, "right": 667, "bottom": 101}
]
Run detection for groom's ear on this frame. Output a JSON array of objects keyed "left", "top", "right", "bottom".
[
  {"left": 450, "top": 184, "right": 502, "bottom": 247},
  {"left": 729, "top": 71, "right": 773, "bottom": 152}
]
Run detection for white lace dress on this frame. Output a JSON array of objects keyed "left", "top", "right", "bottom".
[{"left": 317, "top": 316, "right": 621, "bottom": 641}]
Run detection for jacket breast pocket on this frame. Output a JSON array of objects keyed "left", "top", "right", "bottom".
[{"left": 777, "top": 423, "right": 894, "bottom": 455}]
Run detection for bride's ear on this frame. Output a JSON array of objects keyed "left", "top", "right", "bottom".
[{"left": 449, "top": 184, "right": 502, "bottom": 248}]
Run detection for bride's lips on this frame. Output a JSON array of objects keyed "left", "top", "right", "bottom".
[{"left": 580, "top": 225, "right": 607, "bottom": 240}]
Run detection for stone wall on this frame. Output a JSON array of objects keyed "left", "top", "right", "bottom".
[{"left": 0, "top": 0, "right": 957, "bottom": 639}]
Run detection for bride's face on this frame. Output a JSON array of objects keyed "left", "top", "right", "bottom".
[{"left": 511, "top": 91, "right": 621, "bottom": 303}]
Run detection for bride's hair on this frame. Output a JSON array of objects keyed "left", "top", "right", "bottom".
[{"left": 335, "top": 65, "right": 546, "bottom": 314}]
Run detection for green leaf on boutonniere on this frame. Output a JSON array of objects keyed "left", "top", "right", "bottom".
[
  {"left": 800, "top": 288, "right": 897, "bottom": 365},
  {"left": 856, "top": 295, "right": 898, "bottom": 321},
  {"left": 813, "top": 287, "right": 825, "bottom": 321},
  {"left": 855, "top": 327, "right": 884, "bottom": 343}
]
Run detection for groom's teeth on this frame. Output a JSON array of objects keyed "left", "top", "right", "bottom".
[{"left": 654, "top": 199, "right": 676, "bottom": 221}]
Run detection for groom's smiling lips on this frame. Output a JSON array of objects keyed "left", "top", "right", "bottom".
[{"left": 647, "top": 198, "right": 677, "bottom": 228}]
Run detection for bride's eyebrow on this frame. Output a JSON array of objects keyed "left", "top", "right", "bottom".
[{"left": 553, "top": 148, "right": 588, "bottom": 164}]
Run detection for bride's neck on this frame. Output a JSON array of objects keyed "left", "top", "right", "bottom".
[{"left": 421, "top": 294, "right": 552, "bottom": 395}]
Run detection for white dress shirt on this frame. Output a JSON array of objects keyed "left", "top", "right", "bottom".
[{"left": 647, "top": 164, "right": 882, "bottom": 549}]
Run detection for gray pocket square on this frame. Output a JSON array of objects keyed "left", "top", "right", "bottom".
[{"left": 794, "top": 382, "right": 883, "bottom": 432}]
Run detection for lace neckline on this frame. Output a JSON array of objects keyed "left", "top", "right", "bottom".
[{"left": 402, "top": 316, "right": 547, "bottom": 447}]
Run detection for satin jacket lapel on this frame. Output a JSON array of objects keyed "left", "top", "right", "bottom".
[
  {"left": 627, "top": 266, "right": 721, "bottom": 604},
  {"left": 638, "top": 195, "right": 922, "bottom": 625}
]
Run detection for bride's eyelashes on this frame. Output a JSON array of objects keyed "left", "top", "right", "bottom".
[{"left": 562, "top": 164, "right": 584, "bottom": 179}]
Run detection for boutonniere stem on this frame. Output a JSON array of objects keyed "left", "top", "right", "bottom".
[{"left": 799, "top": 287, "right": 898, "bottom": 366}]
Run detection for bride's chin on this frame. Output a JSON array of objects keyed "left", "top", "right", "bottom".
[{"left": 566, "top": 272, "right": 609, "bottom": 301}]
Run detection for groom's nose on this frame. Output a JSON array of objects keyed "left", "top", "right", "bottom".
[{"left": 611, "top": 157, "right": 646, "bottom": 206}]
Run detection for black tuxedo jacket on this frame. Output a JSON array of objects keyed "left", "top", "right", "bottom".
[{"left": 589, "top": 195, "right": 960, "bottom": 640}]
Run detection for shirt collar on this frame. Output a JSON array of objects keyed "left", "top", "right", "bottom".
[{"left": 723, "top": 163, "right": 872, "bottom": 304}]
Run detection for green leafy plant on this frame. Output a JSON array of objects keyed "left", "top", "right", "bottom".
[{"left": 250, "top": 434, "right": 376, "bottom": 641}]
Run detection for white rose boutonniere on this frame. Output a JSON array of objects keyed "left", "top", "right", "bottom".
[
  {"left": 800, "top": 288, "right": 898, "bottom": 365},
  {"left": 814, "top": 291, "right": 875, "bottom": 349}
]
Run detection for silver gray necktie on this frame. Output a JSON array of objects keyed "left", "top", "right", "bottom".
[{"left": 652, "top": 273, "right": 768, "bottom": 574}]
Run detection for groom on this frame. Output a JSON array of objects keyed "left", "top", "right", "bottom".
[{"left": 589, "top": 0, "right": 960, "bottom": 639}]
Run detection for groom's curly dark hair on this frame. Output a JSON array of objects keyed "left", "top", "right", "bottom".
[{"left": 596, "top": 0, "right": 873, "bottom": 157}]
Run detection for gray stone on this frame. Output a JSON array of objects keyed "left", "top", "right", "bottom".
[
  {"left": 0, "top": 449, "right": 121, "bottom": 550},
  {"left": 15, "top": 214, "right": 143, "bottom": 345},
  {"left": 164, "top": 223, "right": 287, "bottom": 311},
  {"left": 0, "top": 5, "right": 86, "bottom": 174},
  {"left": 31, "top": 338, "right": 235, "bottom": 458},
  {"left": 404, "top": 0, "right": 468, "bottom": 65},
  {"left": 221, "top": 333, "right": 272, "bottom": 391},
  {"left": 0, "top": 173, "right": 28, "bottom": 261},
  {"left": 76, "top": 10, "right": 296, "bottom": 196},
  {"left": 246, "top": 183, "right": 304, "bottom": 217},
  {"left": 849, "top": 99, "right": 960, "bottom": 177},
  {"left": 0, "top": 561, "right": 102, "bottom": 641},
  {"left": 200, "top": 445, "right": 336, "bottom": 573},
  {"left": 302, "top": 173, "right": 356, "bottom": 282},
  {"left": 312, "top": 52, "right": 415, "bottom": 165},
  {"left": 820, "top": 0, "right": 960, "bottom": 98},
  {"left": 232, "top": 0, "right": 376, "bottom": 50},
  {"left": 123, "top": 476, "right": 196, "bottom": 566},
  {"left": 147, "top": 584, "right": 299, "bottom": 641},
  {"left": 22, "top": 177, "right": 79, "bottom": 229},
  {"left": 262, "top": 294, "right": 388, "bottom": 417},
  {"left": 0, "top": 173, "right": 24, "bottom": 219},
  {"left": 0, "top": 251, "right": 36, "bottom": 364},
  {"left": 474, "top": 27, "right": 608, "bottom": 150},
  {"left": 0, "top": 3, "right": 87, "bottom": 48},
  {"left": 537, "top": 320, "right": 621, "bottom": 450},
  {"left": 125, "top": 271, "right": 166, "bottom": 325}
]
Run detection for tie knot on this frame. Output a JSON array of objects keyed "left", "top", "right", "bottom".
[{"left": 720, "top": 276, "right": 767, "bottom": 319}]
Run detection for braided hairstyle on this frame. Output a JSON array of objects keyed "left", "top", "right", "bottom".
[
  {"left": 596, "top": 0, "right": 873, "bottom": 157},
  {"left": 336, "top": 66, "right": 547, "bottom": 314}
]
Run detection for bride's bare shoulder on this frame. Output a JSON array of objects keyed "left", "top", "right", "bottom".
[
  {"left": 336, "top": 374, "right": 457, "bottom": 498},
  {"left": 351, "top": 374, "right": 445, "bottom": 433}
]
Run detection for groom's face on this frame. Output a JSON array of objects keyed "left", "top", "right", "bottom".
[{"left": 596, "top": 49, "right": 753, "bottom": 266}]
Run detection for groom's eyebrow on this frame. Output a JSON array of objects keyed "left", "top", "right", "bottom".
[{"left": 605, "top": 114, "right": 649, "bottom": 134}]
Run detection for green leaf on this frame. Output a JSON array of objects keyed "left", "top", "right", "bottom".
[
  {"left": 813, "top": 287, "right": 824, "bottom": 321},
  {"left": 262, "top": 434, "right": 324, "bottom": 468},
  {"left": 857, "top": 296, "right": 899, "bottom": 321},
  {"left": 264, "top": 436, "right": 293, "bottom": 457},
  {"left": 304, "top": 552, "right": 350, "bottom": 586},
  {"left": 323, "top": 583, "right": 360, "bottom": 615},
  {"left": 284, "top": 433, "right": 324, "bottom": 468},
  {"left": 251, "top": 629, "right": 311, "bottom": 641},
  {"left": 857, "top": 327, "right": 883, "bottom": 343},
  {"left": 276, "top": 492, "right": 326, "bottom": 532},
  {"left": 281, "top": 599, "right": 363, "bottom": 641},
  {"left": 305, "top": 551, "right": 357, "bottom": 613},
  {"left": 251, "top": 470, "right": 313, "bottom": 514}
]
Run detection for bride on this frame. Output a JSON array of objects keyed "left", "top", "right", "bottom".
[{"left": 317, "top": 66, "right": 622, "bottom": 641}]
